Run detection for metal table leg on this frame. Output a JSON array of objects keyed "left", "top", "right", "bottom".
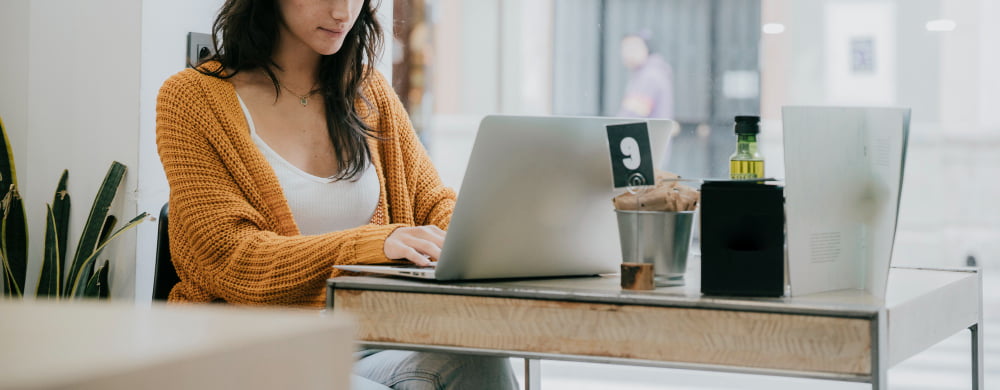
[
  {"left": 872, "top": 310, "right": 888, "bottom": 390},
  {"left": 971, "top": 323, "right": 984, "bottom": 389},
  {"left": 972, "top": 267, "right": 984, "bottom": 390},
  {"left": 524, "top": 358, "right": 541, "bottom": 390}
]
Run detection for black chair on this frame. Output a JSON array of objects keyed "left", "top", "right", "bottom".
[{"left": 153, "top": 203, "right": 180, "bottom": 301}]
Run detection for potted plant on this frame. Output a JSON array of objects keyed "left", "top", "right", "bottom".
[{"left": 0, "top": 116, "right": 148, "bottom": 299}]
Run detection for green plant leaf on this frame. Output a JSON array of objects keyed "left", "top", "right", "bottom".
[
  {"left": 0, "top": 116, "right": 19, "bottom": 213},
  {"left": 52, "top": 170, "right": 70, "bottom": 270},
  {"left": 0, "top": 116, "right": 21, "bottom": 297},
  {"left": 37, "top": 204, "right": 61, "bottom": 297},
  {"left": 1, "top": 184, "right": 27, "bottom": 297},
  {"left": 77, "top": 215, "right": 117, "bottom": 291},
  {"left": 98, "top": 215, "right": 117, "bottom": 248},
  {"left": 83, "top": 260, "right": 109, "bottom": 298},
  {"left": 97, "top": 259, "right": 110, "bottom": 298},
  {"left": 65, "top": 161, "right": 126, "bottom": 297},
  {"left": 70, "top": 212, "right": 147, "bottom": 297},
  {"left": 1, "top": 252, "right": 17, "bottom": 296}
]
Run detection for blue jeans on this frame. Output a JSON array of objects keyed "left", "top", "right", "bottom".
[{"left": 353, "top": 350, "right": 519, "bottom": 390}]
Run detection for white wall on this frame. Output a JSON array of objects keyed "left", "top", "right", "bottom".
[
  {"left": 444, "top": 0, "right": 552, "bottom": 115},
  {"left": 460, "top": 1, "right": 500, "bottom": 114},
  {"left": 17, "top": 0, "right": 143, "bottom": 300},
  {"left": 428, "top": 0, "right": 556, "bottom": 192},
  {"left": 938, "top": 0, "right": 979, "bottom": 131},
  {"left": 979, "top": 0, "right": 1000, "bottom": 129},
  {"left": 500, "top": 0, "right": 554, "bottom": 115},
  {"left": 0, "top": 1, "right": 29, "bottom": 167}
]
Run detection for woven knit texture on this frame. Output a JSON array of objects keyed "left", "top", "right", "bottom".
[{"left": 156, "top": 62, "right": 456, "bottom": 307}]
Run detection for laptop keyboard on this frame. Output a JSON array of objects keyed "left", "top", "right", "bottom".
[{"left": 391, "top": 264, "right": 436, "bottom": 269}]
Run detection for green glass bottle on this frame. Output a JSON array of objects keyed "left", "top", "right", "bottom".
[{"left": 729, "top": 115, "right": 764, "bottom": 180}]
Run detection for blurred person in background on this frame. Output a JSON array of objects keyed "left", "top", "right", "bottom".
[{"left": 618, "top": 31, "right": 675, "bottom": 119}]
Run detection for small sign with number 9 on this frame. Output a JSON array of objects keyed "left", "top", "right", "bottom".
[
  {"left": 620, "top": 137, "right": 642, "bottom": 170},
  {"left": 606, "top": 122, "right": 654, "bottom": 189}
]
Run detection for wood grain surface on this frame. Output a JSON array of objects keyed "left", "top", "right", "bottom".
[{"left": 334, "top": 289, "right": 872, "bottom": 375}]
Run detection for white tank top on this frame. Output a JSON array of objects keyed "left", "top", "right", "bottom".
[{"left": 236, "top": 94, "right": 380, "bottom": 235}]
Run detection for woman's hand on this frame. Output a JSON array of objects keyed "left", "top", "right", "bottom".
[{"left": 384, "top": 226, "right": 446, "bottom": 267}]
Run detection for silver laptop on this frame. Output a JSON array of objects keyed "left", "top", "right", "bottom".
[{"left": 335, "top": 115, "right": 676, "bottom": 281}]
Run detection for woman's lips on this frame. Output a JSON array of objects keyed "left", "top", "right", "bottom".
[{"left": 319, "top": 27, "right": 344, "bottom": 37}]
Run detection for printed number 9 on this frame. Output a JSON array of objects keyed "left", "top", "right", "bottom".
[{"left": 620, "top": 137, "right": 641, "bottom": 170}]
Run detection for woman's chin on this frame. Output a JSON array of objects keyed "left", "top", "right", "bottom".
[{"left": 312, "top": 40, "right": 346, "bottom": 56}]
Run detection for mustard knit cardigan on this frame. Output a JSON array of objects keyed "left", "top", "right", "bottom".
[{"left": 155, "top": 63, "right": 456, "bottom": 307}]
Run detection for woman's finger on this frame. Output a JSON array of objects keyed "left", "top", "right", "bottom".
[
  {"left": 427, "top": 225, "right": 447, "bottom": 242},
  {"left": 383, "top": 226, "right": 447, "bottom": 262},
  {"left": 403, "top": 247, "right": 433, "bottom": 267},
  {"left": 415, "top": 225, "right": 446, "bottom": 245},
  {"left": 406, "top": 237, "right": 442, "bottom": 261}
]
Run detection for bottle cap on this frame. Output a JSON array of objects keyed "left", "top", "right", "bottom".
[{"left": 734, "top": 115, "right": 760, "bottom": 134}]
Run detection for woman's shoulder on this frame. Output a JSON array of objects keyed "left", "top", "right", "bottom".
[
  {"left": 357, "top": 67, "right": 405, "bottom": 127},
  {"left": 360, "top": 67, "right": 404, "bottom": 115},
  {"left": 159, "top": 61, "right": 229, "bottom": 99},
  {"left": 360, "top": 66, "right": 392, "bottom": 97}
]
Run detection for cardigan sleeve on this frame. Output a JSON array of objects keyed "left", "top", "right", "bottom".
[
  {"left": 368, "top": 71, "right": 457, "bottom": 229},
  {"left": 156, "top": 71, "right": 404, "bottom": 306}
]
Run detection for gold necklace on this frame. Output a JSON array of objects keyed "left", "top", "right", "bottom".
[
  {"left": 265, "top": 70, "right": 319, "bottom": 107},
  {"left": 279, "top": 82, "right": 320, "bottom": 107}
]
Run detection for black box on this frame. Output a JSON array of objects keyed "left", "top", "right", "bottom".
[{"left": 700, "top": 181, "right": 785, "bottom": 297}]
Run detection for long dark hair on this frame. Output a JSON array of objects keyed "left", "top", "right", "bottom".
[{"left": 200, "top": 0, "right": 384, "bottom": 181}]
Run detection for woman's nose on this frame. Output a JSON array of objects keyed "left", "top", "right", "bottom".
[{"left": 329, "top": 0, "right": 350, "bottom": 22}]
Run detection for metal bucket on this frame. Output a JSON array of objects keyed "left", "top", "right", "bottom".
[{"left": 615, "top": 210, "right": 695, "bottom": 286}]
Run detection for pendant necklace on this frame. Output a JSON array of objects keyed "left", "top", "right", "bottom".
[{"left": 280, "top": 82, "right": 320, "bottom": 107}]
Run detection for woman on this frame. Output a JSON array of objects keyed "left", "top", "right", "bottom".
[{"left": 155, "top": 0, "right": 518, "bottom": 388}]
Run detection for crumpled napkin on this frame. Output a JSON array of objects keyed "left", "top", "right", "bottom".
[{"left": 613, "top": 170, "right": 700, "bottom": 212}]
